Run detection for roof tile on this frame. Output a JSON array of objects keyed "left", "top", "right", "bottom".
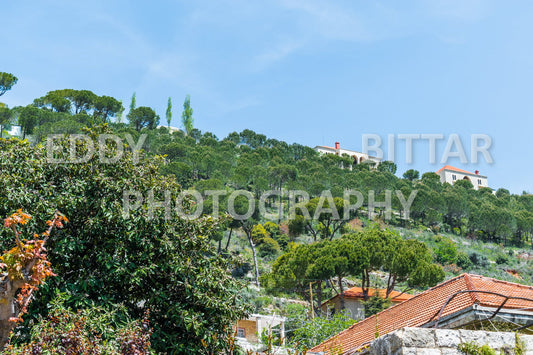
[
  {"left": 323, "top": 287, "right": 413, "bottom": 305},
  {"left": 436, "top": 165, "right": 475, "bottom": 175}
]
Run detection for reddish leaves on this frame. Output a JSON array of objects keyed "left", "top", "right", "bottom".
[{"left": 1, "top": 211, "right": 66, "bottom": 324}]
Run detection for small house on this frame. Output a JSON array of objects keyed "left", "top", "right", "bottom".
[
  {"left": 436, "top": 165, "right": 489, "bottom": 190},
  {"left": 320, "top": 287, "right": 413, "bottom": 320}
]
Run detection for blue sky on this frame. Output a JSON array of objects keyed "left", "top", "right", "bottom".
[{"left": 2, "top": 0, "right": 533, "bottom": 193}]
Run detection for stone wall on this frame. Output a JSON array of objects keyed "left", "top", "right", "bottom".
[{"left": 366, "top": 327, "right": 533, "bottom": 355}]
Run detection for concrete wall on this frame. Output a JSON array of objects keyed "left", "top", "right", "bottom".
[{"left": 366, "top": 327, "right": 533, "bottom": 355}]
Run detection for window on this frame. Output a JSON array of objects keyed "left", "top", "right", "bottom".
[
  {"left": 452, "top": 174, "right": 457, "bottom": 181},
  {"left": 237, "top": 328, "right": 245, "bottom": 338},
  {"left": 478, "top": 179, "right": 482, "bottom": 185}
]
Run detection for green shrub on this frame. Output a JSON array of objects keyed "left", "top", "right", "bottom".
[
  {"left": 363, "top": 295, "right": 392, "bottom": 317},
  {"left": 469, "top": 252, "right": 490, "bottom": 268},
  {"left": 5, "top": 298, "right": 153, "bottom": 354},
  {"left": 252, "top": 224, "right": 270, "bottom": 245},
  {"left": 289, "top": 313, "right": 356, "bottom": 352},
  {"left": 263, "top": 222, "right": 281, "bottom": 237},
  {"left": 458, "top": 342, "right": 496, "bottom": 355},
  {"left": 273, "top": 233, "right": 289, "bottom": 250},
  {"left": 0, "top": 130, "right": 248, "bottom": 353},
  {"left": 258, "top": 237, "right": 280, "bottom": 257},
  {"left": 231, "top": 262, "right": 252, "bottom": 278},
  {"left": 456, "top": 252, "right": 473, "bottom": 270},
  {"left": 288, "top": 215, "right": 306, "bottom": 238},
  {"left": 494, "top": 252, "right": 509, "bottom": 265},
  {"left": 253, "top": 295, "right": 274, "bottom": 313},
  {"left": 434, "top": 237, "right": 458, "bottom": 264}
]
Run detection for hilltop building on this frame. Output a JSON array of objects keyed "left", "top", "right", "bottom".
[
  {"left": 314, "top": 142, "right": 381, "bottom": 166},
  {"left": 436, "top": 165, "right": 489, "bottom": 190},
  {"left": 157, "top": 125, "right": 181, "bottom": 133}
]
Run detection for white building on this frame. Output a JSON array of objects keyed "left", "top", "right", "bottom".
[
  {"left": 0, "top": 125, "right": 22, "bottom": 138},
  {"left": 7, "top": 125, "right": 22, "bottom": 137},
  {"left": 314, "top": 142, "right": 381, "bottom": 166},
  {"left": 436, "top": 165, "right": 489, "bottom": 190},
  {"left": 157, "top": 125, "right": 181, "bottom": 133}
]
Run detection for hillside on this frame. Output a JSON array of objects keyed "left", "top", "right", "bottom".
[{"left": 1, "top": 86, "right": 533, "bottom": 352}]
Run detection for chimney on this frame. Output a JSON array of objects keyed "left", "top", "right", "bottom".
[
  {"left": 475, "top": 170, "right": 479, "bottom": 175},
  {"left": 335, "top": 142, "right": 340, "bottom": 150}
]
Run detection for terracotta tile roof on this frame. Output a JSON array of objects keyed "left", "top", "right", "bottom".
[
  {"left": 309, "top": 274, "right": 533, "bottom": 354},
  {"left": 347, "top": 287, "right": 413, "bottom": 302},
  {"left": 322, "top": 287, "right": 413, "bottom": 306},
  {"left": 436, "top": 165, "right": 475, "bottom": 175}
]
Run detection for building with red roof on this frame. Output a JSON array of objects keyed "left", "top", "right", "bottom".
[
  {"left": 309, "top": 274, "right": 533, "bottom": 354},
  {"left": 320, "top": 287, "right": 413, "bottom": 320},
  {"left": 436, "top": 165, "right": 489, "bottom": 190},
  {"left": 314, "top": 142, "right": 381, "bottom": 166}
]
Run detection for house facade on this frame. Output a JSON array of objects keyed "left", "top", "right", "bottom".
[
  {"left": 436, "top": 165, "right": 489, "bottom": 190},
  {"left": 320, "top": 287, "right": 412, "bottom": 320},
  {"left": 157, "top": 125, "right": 181, "bottom": 133},
  {"left": 314, "top": 142, "right": 381, "bottom": 166}
]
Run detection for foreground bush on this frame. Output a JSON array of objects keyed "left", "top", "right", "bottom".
[
  {"left": 0, "top": 127, "right": 248, "bottom": 353},
  {"left": 289, "top": 313, "right": 356, "bottom": 352},
  {"left": 5, "top": 299, "right": 152, "bottom": 354}
]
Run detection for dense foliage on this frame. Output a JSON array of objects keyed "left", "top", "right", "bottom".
[
  {"left": 2, "top": 88, "right": 533, "bottom": 249},
  {"left": 262, "top": 228, "right": 444, "bottom": 313},
  {"left": 288, "top": 312, "right": 355, "bottom": 352},
  {"left": 0, "top": 73, "right": 18, "bottom": 97},
  {"left": 5, "top": 299, "right": 153, "bottom": 354},
  {"left": 0, "top": 128, "right": 248, "bottom": 353}
]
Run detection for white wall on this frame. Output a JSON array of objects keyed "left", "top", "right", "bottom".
[
  {"left": 438, "top": 170, "right": 489, "bottom": 190},
  {"left": 314, "top": 146, "right": 381, "bottom": 165}
]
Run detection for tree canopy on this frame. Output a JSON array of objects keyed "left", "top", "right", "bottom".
[
  {"left": 127, "top": 106, "right": 159, "bottom": 131},
  {"left": 263, "top": 227, "right": 444, "bottom": 314},
  {"left": 0, "top": 72, "right": 18, "bottom": 96},
  {"left": 181, "top": 94, "right": 194, "bottom": 135}
]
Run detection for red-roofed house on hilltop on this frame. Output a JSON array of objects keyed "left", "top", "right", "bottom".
[
  {"left": 436, "top": 165, "right": 489, "bottom": 190},
  {"left": 320, "top": 287, "right": 413, "bottom": 320},
  {"left": 309, "top": 274, "right": 533, "bottom": 355}
]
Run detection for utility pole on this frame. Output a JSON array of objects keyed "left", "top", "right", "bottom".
[{"left": 309, "top": 282, "right": 315, "bottom": 319}]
